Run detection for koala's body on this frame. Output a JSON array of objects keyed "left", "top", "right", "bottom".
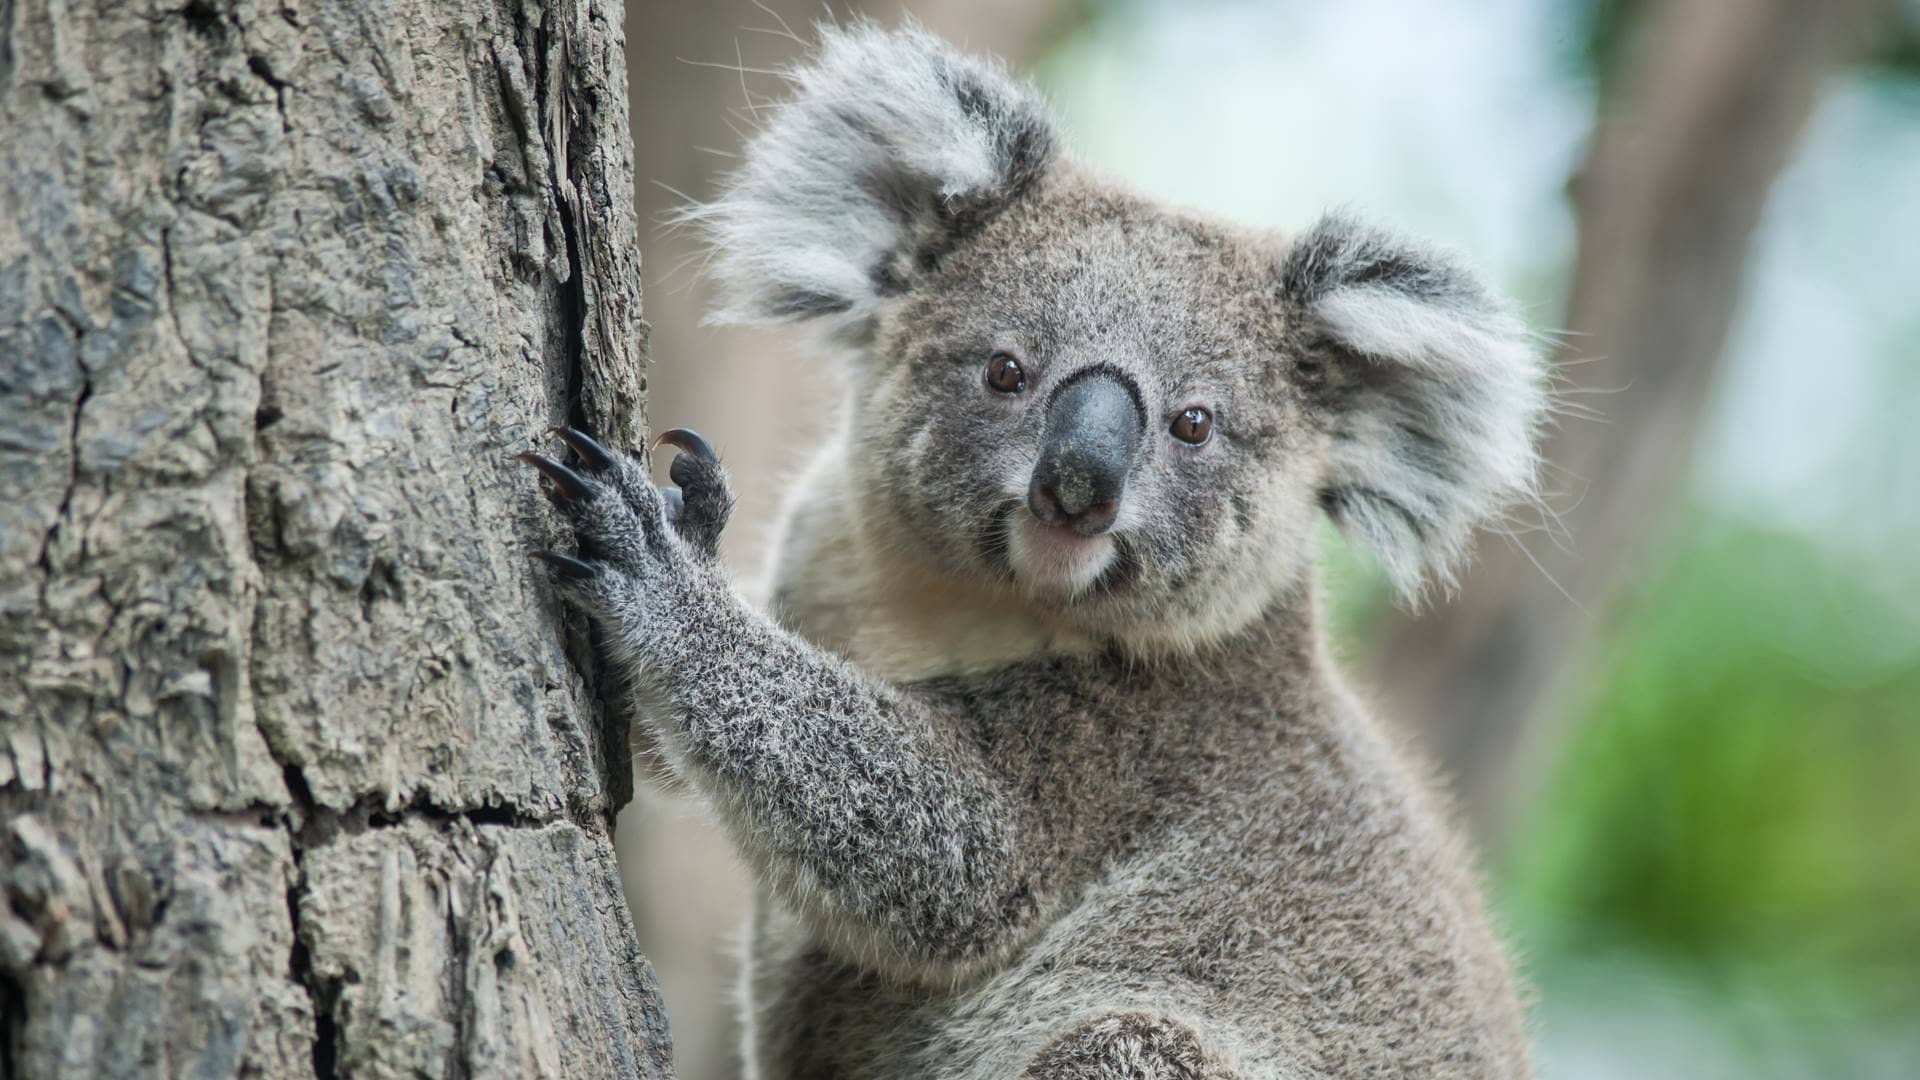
[{"left": 524, "top": 24, "right": 1541, "bottom": 1079}]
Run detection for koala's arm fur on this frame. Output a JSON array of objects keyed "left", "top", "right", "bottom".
[
  {"left": 530, "top": 435, "right": 1078, "bottom": 980},
  {"left": 646, "top": 590, "right": 1041, "bottom": 977}
]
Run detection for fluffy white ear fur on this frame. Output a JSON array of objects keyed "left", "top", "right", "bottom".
[
  {"left": 1281, "top": 215, "right": 1547, "bottom": 601},
  {"left": 682, "top": 22, "right": 1057, "bottom": 335}
]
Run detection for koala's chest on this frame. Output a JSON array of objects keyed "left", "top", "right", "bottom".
[
  {"left": 777, "top": 579, "right": 1097, "bottom": 682},
  {"left": 764, "top": 469, "right": 1099, "bottom": 682}
]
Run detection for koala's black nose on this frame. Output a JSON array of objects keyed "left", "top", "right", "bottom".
[{"left": 1029, "top": 367, "right": 1144, "bottom": 536}]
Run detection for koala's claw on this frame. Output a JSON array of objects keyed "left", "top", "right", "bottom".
[
  {"left": 516, "top": 452, "right": 593, "bottom": 501},
  {"left": 548, "top": 426, "right": 617, "bottom": 471},
  {"left": 651, "top": 427, "right": 715, "bottom": 463},
  {"left": 531, "top": 550, "right": 597, "bottom": 580},
  {"left": 651, "top": 427, "right": 732, "bottom": 560},
  {"left": 520, "top": 423, "right": 729, "bottom": 585},
  {"left": 656, "top": 427, "right": 721, "bottom": 500}
]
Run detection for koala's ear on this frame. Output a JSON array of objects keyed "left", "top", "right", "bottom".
[
  {"left": 1280, "top": 215, "right": 1547, "bottom": 601},
  {"left": 685, "top": 22, "right": 1058, "bottom": 334}
]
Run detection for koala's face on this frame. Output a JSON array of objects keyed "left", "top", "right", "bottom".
[
  {"left": 848, "top": 179, "right": 1325, "bottom": 643},
  {"left": 693, "top": 26, "right": 1543, "bottom": 645}
]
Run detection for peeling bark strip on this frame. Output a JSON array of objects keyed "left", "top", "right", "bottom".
[{"left": 0, "top": 0, "right": 667, "bottom": 1074}]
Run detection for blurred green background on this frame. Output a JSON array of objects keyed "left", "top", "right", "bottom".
[{"left": 621, "top": 1, "right": 1920, "bottom": 1076}]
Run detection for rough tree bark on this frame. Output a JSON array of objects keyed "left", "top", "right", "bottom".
[
  {"left": 0, "top": 0, "right": 671, "bottom": 1075},
  {"left": 1369, "top": 0, "right": 1889, "bottom": 840}
]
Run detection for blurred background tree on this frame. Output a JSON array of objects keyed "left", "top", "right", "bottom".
[
  {"left": 1371, "top": 0, "right": 1890, "bottom": 844},
  {"left": 619, "top": 1, "right": 1920, "bottom": 1077}
]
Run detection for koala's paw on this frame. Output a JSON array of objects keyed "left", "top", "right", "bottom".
[
  {"left": 650, "top": 427, "right": 734, "bottom": 560},
  {"left": 517, "top": 425, "right": 732, "bottom": 623}
]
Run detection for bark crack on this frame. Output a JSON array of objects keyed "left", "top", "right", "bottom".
[
  {"left": 0, "top": 962, "right": 23, "bottom": 1080},
  {"left": 159, "top": 226, "right": 192, "bottom": 361},
  {"left": 531, "top": 4, "right": 590, "bottom": 433},
  {"left": 36, "top": 315, "right": 92, "bottom": 578},
  {"left": 274, "top": 753, "right": 340, "bottom": 1079},
  {"left": 246, "top": 53, "right": 291, "bottom": 133},
  {"left": 270, "top": 759, "right": 554, "bottom": 1075},
  {"left": 523, "top": 0, "right": 630, "bottom": 825},
  {"left": 284, "top": 835, "right": 340, "bottom": 1080}
]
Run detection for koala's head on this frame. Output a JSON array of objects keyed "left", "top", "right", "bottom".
[{"left": 689, "top": 24, "right": 1544, "bottom": 649}]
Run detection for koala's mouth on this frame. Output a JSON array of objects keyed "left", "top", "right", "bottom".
[{"left": 1003, "top": 508, "right": 1120, "bottom": 596}]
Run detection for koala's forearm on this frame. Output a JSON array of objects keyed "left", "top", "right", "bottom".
[
  {"left": 520, "top": 428, "right": 1052, "bottom": 977},
  {"left": 639, "top": 590, "right": 1042, "bottom": 974}
]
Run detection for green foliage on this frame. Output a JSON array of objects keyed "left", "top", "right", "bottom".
[
  {"left": 1865, "top": 3, "right": 1920, "bottom": 79},
  {"left": 1501, "top": 515, "right": 1920, "bottom": 1022},
  {"left": 1566, "top": 0, "right": 1920, "bottom": 88},
  {"left": 1563, "top": 0, "right": 1644, "bottom": 90}
]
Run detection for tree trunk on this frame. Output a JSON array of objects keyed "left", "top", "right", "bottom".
[
  {"left": 0, "top": 0, "right": 670, "bottom": 1074},
  {"left": 1367, "top": 0, "right": 1888, "bottom": 841}
]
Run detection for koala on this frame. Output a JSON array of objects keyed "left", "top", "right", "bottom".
[{"left": 521, "top": 23, "right": 1543, "bottom": 1080}]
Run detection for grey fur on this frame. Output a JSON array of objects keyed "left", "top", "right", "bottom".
[
  {"left": 535, "top": 22, "right": 1540, "bottom": 1079},
  {"left": 680, "top": 22, "right": 1057, "bottom": 339},
  {"left": 1279, "top": 215, "right": 1544, "bottom": 597}
]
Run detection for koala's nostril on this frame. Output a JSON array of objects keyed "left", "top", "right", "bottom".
[
  {"left": 1074, "top": 499, "right": 1119, "bottom": 535},
  {"left": 1028, "top": 474, "right": 1120, "bottom": 536},
  {"left": 1027, "top": 473, "right": 1065, "bottom": 524}
]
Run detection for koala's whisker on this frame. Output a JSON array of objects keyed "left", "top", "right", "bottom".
[
  {"left": 1535, "top": 459, "right": 1592, "bottom": 487},
  {"left": 1546, "top": 399, "right": 1609, "bottom": 424},
  {"left": 1521, "top": 474, "right": 1591, "bottom": 551},
  {"left": 721, "top": 99, "right": 779, "bottom": 132},
  {"left": 1549, "top": 346, "right": 1607, "bottom": 362},
  {"left": 735, "top": 41, "right": 765, "bottom": 123},
  {"left": 675, "top": 54, "right": 788, "bottom": 79},
  {"left": 1485, "top": 503, "right": 1572, "bottom": 555},
  {"left": 744, "top": 0, "right": 805, "bottom": 47},
  {"left": 740, "top": 22, "right": 807, "bottom": 47},
  {"left": 1553, "top": 380, "right": 1636, "bottom": 396},
  {"left": 1526, "top": 325, "right": 1575, "bottom": 351},
  {"left": 647, "top": 177, "right": 702, "bottom": 209},
  {"left": 1499, "top": 530, "right": 1589, "bottom": 616}
]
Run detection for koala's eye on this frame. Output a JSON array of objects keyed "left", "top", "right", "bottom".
[
  {"left": 1171, "top": 407, "right": 1214, "bottom": 445},
  {"left": 984, "top": 352, "right": 1026, "bottom": 394}
]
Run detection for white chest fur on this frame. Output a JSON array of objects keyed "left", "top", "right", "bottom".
[{"left": 758, "top": 444, "right": 1098, "bottom": 682}]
